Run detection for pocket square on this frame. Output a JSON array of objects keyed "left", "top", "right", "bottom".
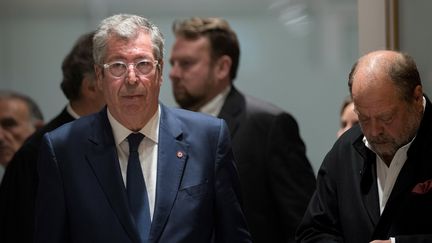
[{"left": 412, "top": 179, "right": 432, "bottom": 195}]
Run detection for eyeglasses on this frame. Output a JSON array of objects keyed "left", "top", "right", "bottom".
[{"left": 103, "top": 60, "right": 159, "bottom": 78}]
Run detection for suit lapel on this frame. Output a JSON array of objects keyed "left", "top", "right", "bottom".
[
  {"left": 385, "top": 98, "right": 432, "bottom": 206},
  {"left": 372, "top": 156, "right": 418, "bottom": 238},
  {"left": 354, "top": 138, "right": 380, "bottom": 226},
  {"left": 376, "top": 129, "right": 429, "bottom": 235},
  {"left": 218, "top": 86, "right": 245, "bottom": 138},
  {"left": 373, "top": 97, "right": 432, "bottom": 238},
  {"left": 85, "top": 109, "right": 141, "bottom": 243},
  {"left": 149, "top": 105, "right": 188, "bottom": 243}
]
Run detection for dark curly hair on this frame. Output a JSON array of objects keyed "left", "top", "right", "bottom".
[{"left": 60, "top": 31, "right": 95, "bottom": 101}]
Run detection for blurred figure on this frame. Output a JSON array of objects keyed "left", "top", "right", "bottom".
[
  {"left": 336, "top": 96, "right": 358, "bottom": 137},
  {"left": 296, "top": 50, "right": 432, "bottom": 242},
  {"left": 0, "top": 31, "right": 105, "bottom": 243},
  {"left": 169, "top": 17, "right": 316, "bottom": 243},
  {"left": 34, "top": 14, "right": 251, "bottom": 243},
  {"left": 0, "top": 91, "right": 43, "bottom": 176}
]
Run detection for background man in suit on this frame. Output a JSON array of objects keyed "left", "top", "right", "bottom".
[
  {"left": 296, "top": 50, "right": 432, "bottom": 243},
  {"left": 0, "top": 31, "right": 105, "bottom": 243},
  {"left": 0, "top": 90, "right": 44, "bottom": 179},
  {"left": 169, "top": 17, "right": 316, "bottom": 242},
  {"left": 34, "top": 14, "right": 251, "bottom": 243},
  {"left": 336, "top": 96, "right": 358, "bottom": 138}
]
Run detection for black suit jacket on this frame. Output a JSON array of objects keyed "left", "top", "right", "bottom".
[
  {"left": 296, "top": 97, "right": 432, "bottom": 243},
  {"left": 0, "top": 107, "right": 75, "bottom": 243},
  {"left": 219, "top": 87, "right": 316, "bottom": 243}
]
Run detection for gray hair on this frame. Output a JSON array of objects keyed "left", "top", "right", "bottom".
[{"left": 93, "top": 14, "right": 165, "bottom": 65}]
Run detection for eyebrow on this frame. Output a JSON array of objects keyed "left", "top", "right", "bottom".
[
  {"left": 355, "top": 108, "right": 396, "bottom": 119},
  {"left": 107, "top": 54, "right": 154, "bottom": 62}
]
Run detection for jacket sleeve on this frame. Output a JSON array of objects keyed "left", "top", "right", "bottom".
[
  {"left": 295, "top": 144, "right": 343, "bottom": 243},
  {"left": 266, "top": 113, "right": 317, "bottom": 241},
  {"left": 214, "top": 120, "right": 252, "bottom": 243},
  {"left": 34, "top": 133, "right": 69, "bottom": 243}
]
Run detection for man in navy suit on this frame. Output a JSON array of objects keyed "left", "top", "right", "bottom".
[
  {"left": 34, "top": 14, "right": 251, "bottom": 243},
  {"left": 169, "top": 17, "right": 316, "bottom": 242},
  {"left": 296, "top": 50, "right": 432, "bottom": 242}
]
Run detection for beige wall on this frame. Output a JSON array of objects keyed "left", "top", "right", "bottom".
[{"left": 358, "top": 0, "right": 432, "bottom": 96}]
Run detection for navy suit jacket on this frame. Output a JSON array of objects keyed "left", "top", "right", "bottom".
[
  {"left": 0, "top": 107, "right": 74, "bottom": 243},
  {"left": 34, "top": 104, "right": 251, "bottom": 243}
]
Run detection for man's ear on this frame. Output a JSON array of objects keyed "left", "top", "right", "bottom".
[
  {"left": 157, "top": 60, "right": 164, "bottom": 86},
  {"left": 413, "top": 85, "right": 424, "bottom": 112},
  {"left": 214, "top": 55, "right": 232, "bottom": 80},
  {"left": 94, "top": 64, "right": 104, "bottom": 91},
  {"left": 34, "top": 120, "right": 45, "bottom": 130},
  {"left": 157, "top": 59, "right": 164, "bottom": 73},
  {"left": 81, "top": 75, "right": 93, "bottom": 97},
  {"left": 414, "top": 85, "right": 423, "bottom": 101}
]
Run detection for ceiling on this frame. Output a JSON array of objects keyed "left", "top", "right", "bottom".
[
  {"left": 0, "top": 0, "right": 280, "bottom": 18},
  {"left": 0, "top": 0, "right": 354, "bottom": 18}
]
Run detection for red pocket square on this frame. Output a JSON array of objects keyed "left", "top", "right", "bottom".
[{"left": 412, "top": 179, "right": 432, "bottom": 194}]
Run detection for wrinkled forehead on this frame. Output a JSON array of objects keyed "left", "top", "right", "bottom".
[
  {"left": 352, "top": 75, "right": 403, "bottom": 111},
  {"left": 0, "top": 99, "right": 30, "bottom": 120},
  {"left": 105, "top": 32, "right": 155, "bottom": 56},
  {"left": 352, "top": 65, "right": 397, "bottom": 97}
]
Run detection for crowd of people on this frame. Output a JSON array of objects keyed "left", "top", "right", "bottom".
[{"left": 0, "top": 13, "right": 431, "bottom": 243}]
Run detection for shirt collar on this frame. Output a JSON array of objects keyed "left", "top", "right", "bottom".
[
  {"left": 66, "top": 103, "right": 80, "bottom": 119},
  {"left": 199, "top": 85, "right": 231, "bottom": 117},
  {"left": 363, "top": 136, "right": 413, "bottom": 162},
  {"left": 107, "top": 105, "right": 160, "bottom": 146}
]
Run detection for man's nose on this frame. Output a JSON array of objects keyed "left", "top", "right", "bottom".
[
  {"left": 369, "top": 120, "right": 383, "bottom": 137},
  {"left": 169, "top": 63, "right": 181, "bottom": 81},
  {"left": 126, "top": 64, "right": 138, "bottom": 84}
]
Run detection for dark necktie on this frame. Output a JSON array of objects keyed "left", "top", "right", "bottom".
[{"left": 126, "top": 133, "right": 151, "bottom": 242}]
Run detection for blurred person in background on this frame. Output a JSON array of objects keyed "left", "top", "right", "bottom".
[
  {"left": 0, "top": 31, "right": 105, "bottom": 243},
  {"left": 0, "top": 90, "right": 44, "bottom": 180},
  {"left": 169, "top": 17, "right": 316, "bottom": 243},
  {"left": 336, "top": 96, "right": 358, "bottom": 138}
]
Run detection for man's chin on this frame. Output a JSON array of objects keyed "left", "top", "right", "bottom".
[
  {"left": 371, "top": 142, "right": 388, "bottom": 151},
  {"left": 373, "top": 145, "right": 397, "bottom": 159},
  {"left": 175, "top": 98, "right": 195, "bottom": 110}
]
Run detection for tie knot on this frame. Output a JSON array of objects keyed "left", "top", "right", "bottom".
[{"left": 127, "top": 133, "right": 145, "bottom": 153}]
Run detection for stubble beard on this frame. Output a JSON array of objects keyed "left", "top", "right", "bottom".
[{"left": 370, "top": 108, "right": 422, "bottom": 162}]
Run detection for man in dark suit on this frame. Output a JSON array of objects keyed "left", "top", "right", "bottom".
[
  {"left": 0, "top": 90, "right": 44, "bottom": 173},
  {"left": 34, "top": 14, "right": 251, "bottom": 243},
  {"left": 169, "top": 17, "right": 316, "bottom": 242},
  {"left": 0, "top": 31, "right": 105, "bottom": 243},
  {"left": 296, "top": 50, "right": 432, "bottom": 243}
]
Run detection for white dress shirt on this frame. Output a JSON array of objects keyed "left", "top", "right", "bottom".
[
  {"left": 107, "top": 106, "right": 160, "bottom": 220},
  {"left": 364, "top": 139, "right": 412, "bottom": 214},
  {"left": 199, "top": 86, "right": 231, "bottom": 117},
  {"left": 66, "top": 103, "right": 81, "bottom": 119},
  {"left": 363, "top": 97, "right": 425, "bottom": 243}
]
